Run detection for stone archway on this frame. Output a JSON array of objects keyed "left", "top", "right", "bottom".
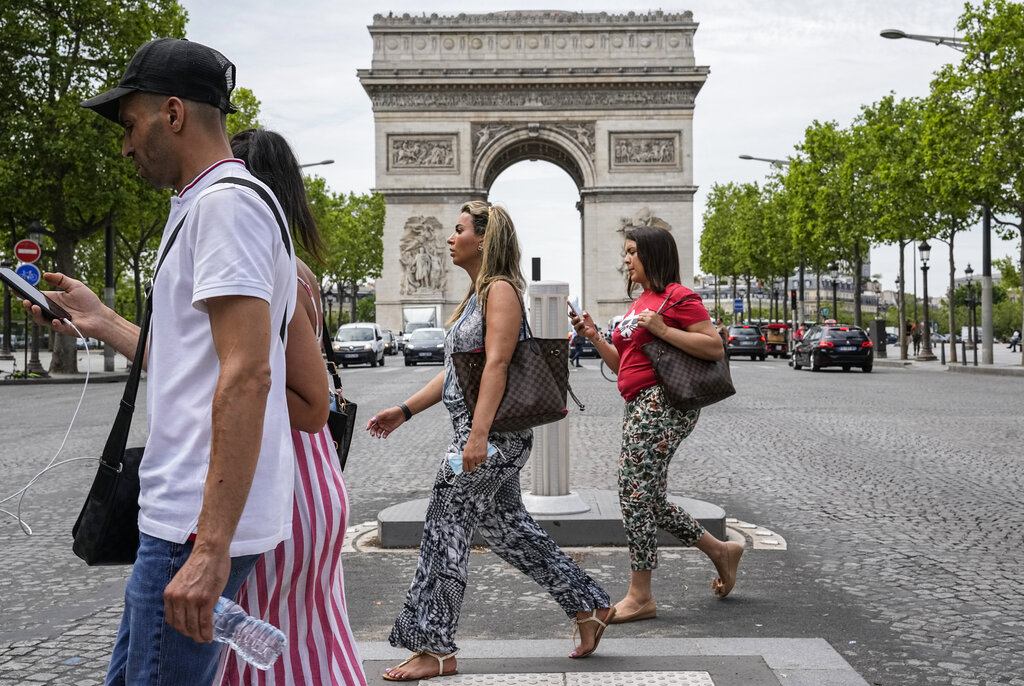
[{"left": 358, "top": 10, "right": 708, "bottom": 332}]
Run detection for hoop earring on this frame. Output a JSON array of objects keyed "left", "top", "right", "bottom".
[{"left": 477, "top": 245, "right": 483, "bottom": 252}]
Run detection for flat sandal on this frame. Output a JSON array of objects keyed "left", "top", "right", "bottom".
[
  {"left": 382, "top": 650, "right": 458, "bottom": 681},
  {"left": 570, "top": 607, "right": 615, "bottom": 658}
]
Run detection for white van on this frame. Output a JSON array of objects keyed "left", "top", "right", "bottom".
[{"left": 333, "top": 322, "right": 386, "bottom": 367}]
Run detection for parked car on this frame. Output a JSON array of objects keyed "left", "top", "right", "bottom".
[
  {"left": 382, "top": 330, "right": 398, "bottom": 355},
  {"left": 792, "top": 323, "right": 873, "bottom": 373},
  {"left": 333, "top": 322, "right": 386, "bottom": 367},
  {"left": 403, "top": 327, "right": 445, "bottom": 365},
  {"left": 725, "top": 324, "right": 766, "bottom": 361}
]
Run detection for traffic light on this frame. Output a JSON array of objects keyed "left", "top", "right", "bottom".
[{"left": 790, "top": 289, "right": 797, "bottom": 310}]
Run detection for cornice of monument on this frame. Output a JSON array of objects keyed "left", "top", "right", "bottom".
[
  {"left": 361, "top": 80, "right": 703, "bottom": 111},
  {"left": 370, "top": 10, "right": 697, "bottom": 29}
]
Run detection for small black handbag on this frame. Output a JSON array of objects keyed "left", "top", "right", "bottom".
[{"left": 322, "top": 319, "right": 357, "bottom": 471}]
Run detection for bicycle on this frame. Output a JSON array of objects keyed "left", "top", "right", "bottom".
[{"left": 599, "top": 360, "right": 616, "bottom": 382}]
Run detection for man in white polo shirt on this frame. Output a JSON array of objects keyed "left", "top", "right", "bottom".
[{"left": 27, "top": 38, "right": 296, "bottom": 685}]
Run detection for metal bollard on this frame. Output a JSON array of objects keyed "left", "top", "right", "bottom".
[
  {"left": 940, "top": 341, "right": 945, "bottom": 365},
  {"left": 962, "top": 340, "right": 967, "bottom": 366}
]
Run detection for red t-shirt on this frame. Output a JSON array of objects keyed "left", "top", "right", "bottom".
[{"left": 612, "top": 283, "right": 710, "bottom": 402}]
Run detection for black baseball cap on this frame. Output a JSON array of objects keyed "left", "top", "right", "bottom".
[{"left": 81, "top": 38, "right": 237, "bottom": 123}]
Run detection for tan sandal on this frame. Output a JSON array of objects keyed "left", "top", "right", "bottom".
[
  {"left": 569, "top": 607, "right": 615, "bottom": 658},
  {"left": 382, "top": 650, "right": 458, "bottom": 681}
]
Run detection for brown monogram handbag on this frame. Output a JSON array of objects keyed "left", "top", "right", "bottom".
[
  {"left": 641, "top": 292, "right": 735, "bottom": 411},
  {"left": 452, "top": 301, "right": 583, "bottom": 433}
]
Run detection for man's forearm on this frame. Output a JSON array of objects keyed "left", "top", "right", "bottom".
[{"left": 194, "top": 360, "right": 272, "bottom": 552}]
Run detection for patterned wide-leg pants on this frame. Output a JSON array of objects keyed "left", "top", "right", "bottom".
[
  {"left": 389, "top": 432, "right": 610, "bottom": 654},
  {"left": 619, "top": 384, "right": 704, "bottom": 571}
]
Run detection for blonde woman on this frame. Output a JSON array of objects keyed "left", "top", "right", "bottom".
[{"left": 368, "top": 202, "right": 614, "bottom": 681}]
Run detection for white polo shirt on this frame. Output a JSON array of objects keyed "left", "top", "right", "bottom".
[{"left": 138, "top": 159, "right": 296, "bottom": 557}]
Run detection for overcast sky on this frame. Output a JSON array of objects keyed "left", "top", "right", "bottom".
[{"left": 179, "top": 0, "right": 1012, "bottom": 301}]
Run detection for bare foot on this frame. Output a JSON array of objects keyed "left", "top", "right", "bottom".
[
  {"left": 570, "top": 607, "right": 615, "bottom": 658},
  {"left": 711, "top": 541, "right": 745, "bottom": 598},
  {"left": 383, "top": 651, "right": 458, "bottom": 681}
]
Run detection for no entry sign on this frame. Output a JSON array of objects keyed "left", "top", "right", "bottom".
[{"left": 14, "top": 239, "right": 41, "bottom": 264}]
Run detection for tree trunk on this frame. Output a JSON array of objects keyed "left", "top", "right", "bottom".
[
  {"left": 49, "top": 236, "right": 78, "bottom": 373},
  {"left": 947, "top": 229, "right": 958, "bottom": 364},
  {"left": 1019, "top": 222, "right": 1023, "bottom": 366}
]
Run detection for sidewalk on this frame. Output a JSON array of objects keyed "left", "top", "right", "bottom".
[
  {"left": 0, "top": 349, "right": 131, "bottom": 385},
  {"left": 872, "top": 340, "right": 1024, "bottom": 376}
]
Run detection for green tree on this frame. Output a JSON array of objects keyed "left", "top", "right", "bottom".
[
  {"left": 950, "top": 0, "right": 1024, "bottom": 362},
  {"left": 0, "top": 0, "right": 187, "bottom": 372},
  {"left": 301, "top": 177, "right": 385, "bottom": 323}
]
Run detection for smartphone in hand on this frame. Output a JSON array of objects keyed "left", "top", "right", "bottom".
[{"left": 0, "top": 267, "right": 72, "bottom": 322}]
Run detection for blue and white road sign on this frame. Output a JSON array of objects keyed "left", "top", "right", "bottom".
[
  {"left": 733, "top": 298, "right": 743, "bottom": 313},
  {"left": 16, "top": 263, "right": 41, "bottom": 286}
]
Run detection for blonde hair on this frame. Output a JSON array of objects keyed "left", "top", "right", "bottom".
[{"left": 447, "top": 200, "right": 526, "bottom": 325}]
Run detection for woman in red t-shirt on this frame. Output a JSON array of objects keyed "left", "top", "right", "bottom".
[{"left": 571, "top": 226, "right": 745, "bottom": 624}]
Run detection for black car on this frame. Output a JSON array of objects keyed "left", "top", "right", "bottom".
[
  {"left": 792, "top": 324, "right": 874, "bottom": 372},
  {"left": 725, "top": 324, "right": 766, "bottom": 361},
  {"left": 403, "top": 327, "right": 445, "bottom": 365}
]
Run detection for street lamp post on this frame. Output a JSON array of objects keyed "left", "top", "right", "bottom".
[
  {"left": 917, "top": 241, "right": 937, "bottom": 361},
  {"left": 965, "top": 263, "right": 978, "bottom": 366},
  {"left": 882, "top": 27, "right": 993, "bottom": 365},
  {"left": 299, "top": 159, "right": 335, "bottom": 169},
  {"left": 829, "top": 262, "right": 839, "bottom": 321}
]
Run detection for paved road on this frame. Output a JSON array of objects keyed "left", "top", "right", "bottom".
[{"left": 1, "top": 353, "right": 1022, "bottom": 684}]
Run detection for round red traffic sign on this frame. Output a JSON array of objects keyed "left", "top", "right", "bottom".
[{"left": 14, "top": 239, "right": 41, "bottom": 264}]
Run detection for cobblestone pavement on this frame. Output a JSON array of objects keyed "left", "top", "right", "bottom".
[{"left": 1, "top": 354, "right": 1022, "bottom": 684}]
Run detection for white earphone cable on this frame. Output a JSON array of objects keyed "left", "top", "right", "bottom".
[{"left": 0, "top": 319, "right": 96, "bottom": 535}]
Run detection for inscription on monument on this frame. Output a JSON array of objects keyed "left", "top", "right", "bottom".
[
  {"left": 610, "top": 132, "right": 681, "bottom": 170},
  {"left": 388, "top": 134, "right": 458, "bottom": 172},
  {"left": 400, "top": 216, "right": 449, "bottom": 295}
]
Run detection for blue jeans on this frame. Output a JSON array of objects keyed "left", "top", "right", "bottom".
[{"left": 105, "top": 532, "right": 260, "bottom": 686}]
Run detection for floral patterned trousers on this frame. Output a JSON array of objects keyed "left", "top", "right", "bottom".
[{"left": 619, "top": 384, "right": 704, "bottom": 570}]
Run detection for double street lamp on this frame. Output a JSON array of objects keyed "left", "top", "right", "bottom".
[{"left": 917, "top": 240, "right": 937, "bottom": 361}]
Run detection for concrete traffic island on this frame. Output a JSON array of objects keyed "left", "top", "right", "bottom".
[{"left": 377, "top": 489, "right": 726, "bottom": 548}]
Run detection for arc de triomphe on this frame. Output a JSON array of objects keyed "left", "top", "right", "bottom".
[{"left": 358, "top": 10, "right": 708, "bottom": 332}]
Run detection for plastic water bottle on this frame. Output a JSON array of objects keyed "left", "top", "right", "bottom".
[{"left": 213, "top": 597, "right": 286, "bottom": 671}]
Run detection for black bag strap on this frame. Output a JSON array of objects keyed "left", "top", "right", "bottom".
[
  {"left": 320, "top": 315, "right": 350, "bottom": 409},
  {"left": 99, "top": 176, "right": 293, "bottom": 471}
]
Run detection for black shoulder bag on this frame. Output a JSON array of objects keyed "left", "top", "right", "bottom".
[
  {"left": 72, "top": 177, "right": 292, "bottom": 565},
  {"left": 321, "top": 319, "right": 357, "bottom": 471}
]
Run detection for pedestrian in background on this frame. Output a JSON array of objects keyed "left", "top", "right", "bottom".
[
  {"left": 367, "top": 201, "right": 614, "bottom": 681},
  {"left": 570, "top": 331, "right": 584, "bottom": 367},
  {"left": 912, "top": 322, "right": 922, "bottom": 356},
  {"left": 571, "top": 225, "right": 745, "bottom": 624},
  {"left": 1008, "top": 330, "right": 1020, "bottom": 352},
  {"left": 215, "top": 129, "right": 366, "bottom": 686},
  {"left": 32, "top": 39, "right": 297, "bottom": 684}
]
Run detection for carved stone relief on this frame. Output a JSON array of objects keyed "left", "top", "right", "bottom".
[
  {"left": 471, "top": 121, "right": 596, "bottom": 162},
  {"left": 553, "top": 122, "right": 595, "bottom": 157},
  {"left": 615, "top": 209, "right": 673, "bottom": 277},
  {"left": 399, "top": 216, "right": 448, "bottom": 295},
  {"left": 368, "top": 86, "right": 698, "bottom": 112},
  {"left": 609, "top": 132, "right": 681, "bottom": 170},
  {"left": 388, "top": 134, "right": 458, "bottom": 172}
]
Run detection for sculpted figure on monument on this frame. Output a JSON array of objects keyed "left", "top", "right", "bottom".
[
  {"left": 400, "top": 216, "right": 448, "bottom": 294},
  {"left": 391, "top": 138, "right": 455, "bottom": 169},
  {"left": 616, "top": 209, "right": 672, "bottom": 276}
]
